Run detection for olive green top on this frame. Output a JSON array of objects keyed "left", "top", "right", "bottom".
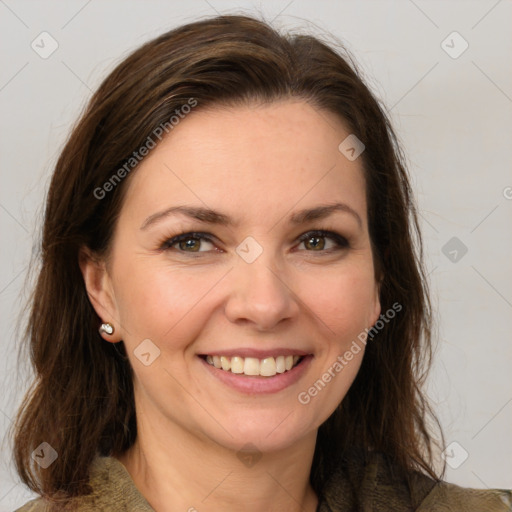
[{"left": 15, "top": 453, "right": 512, "bottom": 511}]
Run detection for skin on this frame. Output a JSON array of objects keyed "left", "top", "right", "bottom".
[{"left": 81, "top": 100, "right": 381, "bottom": 512}]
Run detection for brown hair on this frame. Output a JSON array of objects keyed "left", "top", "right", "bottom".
[{"left": 11, "top": 13, "right": 443, "bottom": 505}]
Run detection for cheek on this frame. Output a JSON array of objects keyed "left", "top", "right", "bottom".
[
  {"left": 298, "top": 264, "right": 378, "bottom": 338},
  {"left": 112, "top": 259, "right": 225, "bottom": 344},
  {"left": 297, "top": 269, "right": 374, "bottom": 416},
  {"left": 111, "top": 250, "right": 378, "bottom": 357}
]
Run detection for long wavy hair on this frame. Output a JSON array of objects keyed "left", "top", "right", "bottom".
[{"left": 11, "top": 14, "right": 443, "bottom": 505}]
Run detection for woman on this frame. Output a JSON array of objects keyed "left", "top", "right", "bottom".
[{"left": 13, "top": 14, "right": 511, "bottom": 511}]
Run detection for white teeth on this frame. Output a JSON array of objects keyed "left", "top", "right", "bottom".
[
  {"left": 243, "top": 357, "right": 260, "bottom": 375},
  {"left": 231, "top": 356, "right": 244, "bottom": 374},
  {"left": 205, "top": 354, "right": 303, "bottom": 377},
  {"left": 275, "top": 355, "right": 286, "bottom": 373},
  {"left": 220, "top": 356, "right": 231, "bottom": 371},
  {"left": 260, "top": 357, "right": 276, "bottom": 377}
]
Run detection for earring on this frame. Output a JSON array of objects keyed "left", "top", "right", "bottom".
[{"left": 99, "top": 323, "right": 115, "bottom": 335}]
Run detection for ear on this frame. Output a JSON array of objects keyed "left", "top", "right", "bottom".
[
  {"left": 369, "top": 277, "right": 382, "bottom": 327},
  {"left": 79, "top": 246, "right": 122, "bottom": 343}
]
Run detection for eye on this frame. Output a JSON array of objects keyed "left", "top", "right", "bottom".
[
  {"left": 160, "top": 230, "right": 349, "bottom": 255},
  {"left": 296, "top": 230, "right": 349, "bottom": 252},
  {"left": 161, "top": 232, "right": 217, "bottom": 253}
]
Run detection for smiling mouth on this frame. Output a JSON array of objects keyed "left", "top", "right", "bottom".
[{"left": 201, "top": 355, "right": 304, "bottom": 377}]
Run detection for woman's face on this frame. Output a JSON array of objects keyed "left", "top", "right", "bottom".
[{"left": 88, "top": 100, "right": 380, "bottom": 453}]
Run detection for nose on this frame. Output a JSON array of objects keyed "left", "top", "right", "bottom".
[{"left": 224, "top": 250, "right": 300, "bottom": 331}]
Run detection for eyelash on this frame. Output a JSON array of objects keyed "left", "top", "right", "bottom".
[{"left": 159, "top": 230, "right": 349, "bottom": 255}]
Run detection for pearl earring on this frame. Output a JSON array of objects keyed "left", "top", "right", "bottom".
[{"left": 99, "top": 323, "right": 115, "bottom": 335}]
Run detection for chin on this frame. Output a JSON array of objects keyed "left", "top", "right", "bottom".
[{"left": 204, "top": 413, "right": 314, "bottom": 454}]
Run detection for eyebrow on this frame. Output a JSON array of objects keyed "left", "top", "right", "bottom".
[
  {"left": 140, "top": 202, "right": 362, "bottom": 231},
  {"left": 289, "top": 203, "right": 362, "bottom": 228},
  {"left": 140, "top": 206, "right": 232, "bottom": 230}
]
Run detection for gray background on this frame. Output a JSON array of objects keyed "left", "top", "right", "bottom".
[{"left": 1, "top": 0, "right": 511, "bottom": 509}]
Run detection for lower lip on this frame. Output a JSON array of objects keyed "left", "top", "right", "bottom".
[{"left": 199, "top": 355, "right": 313, "bottom": 394}]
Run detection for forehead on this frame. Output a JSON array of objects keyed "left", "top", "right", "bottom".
[{"left": 121, "top": 100, "right": 367, "bottom": 227}]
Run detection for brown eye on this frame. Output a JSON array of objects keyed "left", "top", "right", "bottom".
[
  {"left": 178, "top": 238, "right": 202, "bottom": 251},
  {"left": 304, "top": 235, "right": 326, "bottom": 251},
  {"left": 162, "top": 233, "right": 216, "bottom": 253},
  {"left": 297, "top": 230, "right": 349, "bottom": 252}
]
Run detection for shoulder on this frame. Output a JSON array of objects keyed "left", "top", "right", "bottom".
[
  {"left": 419, "top": 480, "right": 512, "bottom": 511},
  {"left": 15, "top": 498, "right": 48, "bottom": 512},
  {"left": 15, "top": 455, "right": 154, "bottom": 511},
  {"left": 318, "top": 449, "right": 512, "bottom": 511}
]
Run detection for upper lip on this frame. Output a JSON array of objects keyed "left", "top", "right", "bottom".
[{"left": 199, "top": 348, "right": 311, "bottom": 358}]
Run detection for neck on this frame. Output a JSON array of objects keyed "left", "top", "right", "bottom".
[{"left": 116, "top": 415, "right": 318, "bottom": 512}]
